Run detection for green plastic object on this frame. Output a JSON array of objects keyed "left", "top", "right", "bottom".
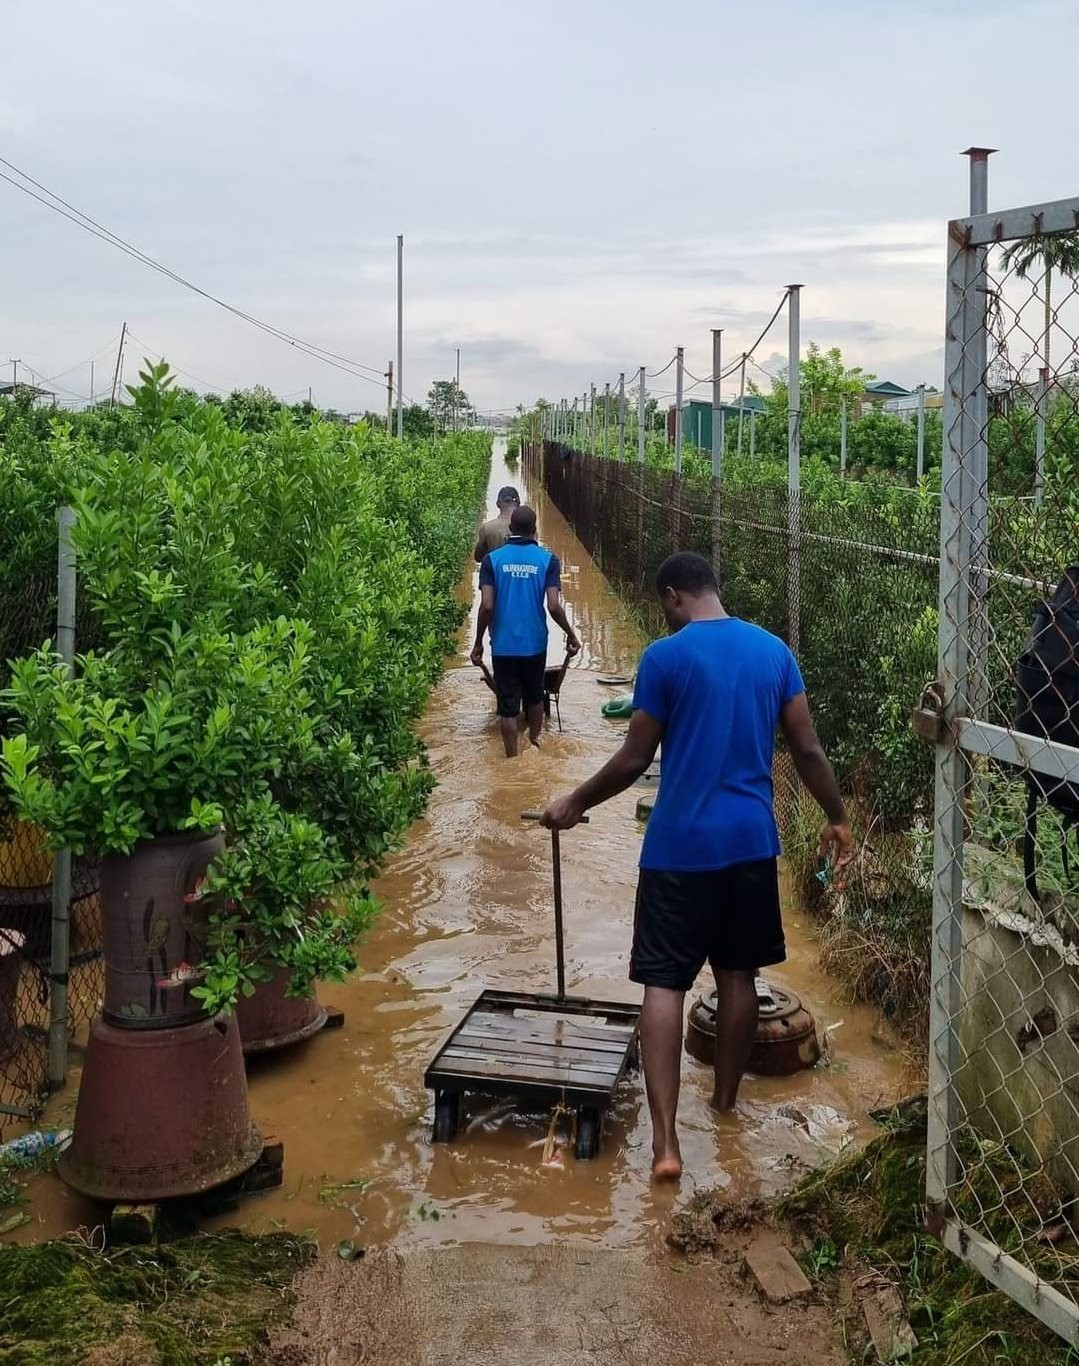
[{"left": 601, "top": 695, "right": 634, "bottom": 719}]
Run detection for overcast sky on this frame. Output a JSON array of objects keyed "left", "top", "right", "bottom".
[{"left": 3, "top": 0, "right": 1076, "bottom": 415}]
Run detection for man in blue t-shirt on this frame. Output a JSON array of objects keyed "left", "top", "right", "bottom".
[
  {"left": 472, "top": 505, "right": 580, "bottom": 756},
  {"left": 541, "top": 551, "right": 851, "bottom": 1182}
]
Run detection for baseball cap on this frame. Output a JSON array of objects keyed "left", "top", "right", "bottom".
[{"left": 496, "top": 486, "right": 521, "bottom": 505}]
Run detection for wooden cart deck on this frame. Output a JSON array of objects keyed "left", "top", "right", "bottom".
[
  {"left": 426, "top": 989, "right": 639, "bottom": 1104},
  {"left": 425, "top": 989, "right": 640, "bottom": 1157}
]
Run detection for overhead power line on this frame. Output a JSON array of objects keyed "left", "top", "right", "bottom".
[{"left": 0, "top": 157, "right": 389, "bottom": 392}]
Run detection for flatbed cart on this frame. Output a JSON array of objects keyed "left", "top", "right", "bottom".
[{"left": 424, "top": 814, "right": 641, "bottom": 1160}]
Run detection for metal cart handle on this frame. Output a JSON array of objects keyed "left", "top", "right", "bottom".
[{"left": 520, "top": 812, "right": 588, "bottom": 1002}]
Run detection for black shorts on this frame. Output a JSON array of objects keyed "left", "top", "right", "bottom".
[
  {"left": 492, "top": 653, "right": 546, "bottom": 718},
  {"left": 630, "top": 858, "right": 785, "bottom": 990}
]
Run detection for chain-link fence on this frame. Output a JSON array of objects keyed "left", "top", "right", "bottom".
[
  {"left": 527, "top": 190, "right": 1079, "bottom": 1347},
  {"left": 925, "top": 195, "right": 1079, "bottom": 1345},
  {"left": 0, "top": 512, "right": 102, "bottom": 1136}
]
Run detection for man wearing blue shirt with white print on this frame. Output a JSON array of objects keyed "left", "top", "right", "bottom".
[
  {"left": 541, "top": 551, "right": 852, "bottom": 1182},
  {"left": 472, "top": 505, "right": 580, "bottom": 757}
]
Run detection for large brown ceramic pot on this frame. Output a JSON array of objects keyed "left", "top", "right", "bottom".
[{"left": 235, "top": 967, "right": 327, "bottom": 1055}]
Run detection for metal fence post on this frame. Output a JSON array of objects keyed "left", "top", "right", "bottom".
[
  {"left": 603, "top": 383, "right": 610, "bottom": 459},
  {"left": 590, "top": 384, "right": 596, "bottom": 455},
  {"left": 637, "top": 366, "right": 646, "bottom": 465},
  {"left": 916, "top": 382, "right": 926, "bottom": 481},
  {"left": 786, "top": 285, "right": 802, "bottom": 654},
  {"left": 48, "top": 506, "right": 76, "bottom": 1090},
  {"left": 840, "top": 395, "right": 848, "bottom": 477},
  {"left": 749, "top": 408, "right": 756, "bottom": 459},
  {"left": 617, "top": 372, "right": 626, "bottom": 461},
  {"left": 1035, "top": 365, "right": 1047, "bottom": 506},
  {"left": 674, "top": 347, "right": 684, "bottom": 476},
  {"left": 964, "top": 147, "right": 993, "bottom": 724},
  {"left": 736, "top": 353, "right": 746, "bottom": 457},
  {"left": 710, "top": 330, "right": 723, "bottom": 480}
]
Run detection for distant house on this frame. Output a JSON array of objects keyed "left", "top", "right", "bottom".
[
  {"left": 881, "top": 387, "right": 943, "bottom": 419},
  {"left": 0, "top": 382, "right": 55, "bottom": 404},
  {"left": 667, "top": 395, "right": 767, "bottom": 448},
  {"left": 860, "top": 379, "right": 911, "bottom": 415}
]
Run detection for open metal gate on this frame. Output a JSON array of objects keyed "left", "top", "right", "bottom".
[{"left": 928, "top": 191, "right": 1079, "bottom": 1344}]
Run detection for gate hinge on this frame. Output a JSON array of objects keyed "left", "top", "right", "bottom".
[{"left": 912, "top": 681, "right": 947, "bottom": 743}]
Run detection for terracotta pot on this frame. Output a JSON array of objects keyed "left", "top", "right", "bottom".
[
  {"left": 59, "top": 1012, "right": 263, "bottom": 1201},
  {"left": 0, "top": 930, "right": 25, "bottom": 1061},
  {"left": 235, "top": 967, "right": 327, "bottom": 1055},
  {"left": 100, "top": 828, "right": 224, "bottom": 1029},
  {"left": 0, "top": 818, "right": 52, "bottom": 889},
  {"left": 685, "top": 980, "right": 820, "bottom": 1076}
]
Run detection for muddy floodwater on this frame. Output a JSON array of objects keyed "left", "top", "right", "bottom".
[{"left": 22, "top": 441, "right": 910, "bottom": 1253}]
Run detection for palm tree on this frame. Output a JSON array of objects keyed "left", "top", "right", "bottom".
[{"left": 1001, "top": 230, "right": 1079, "bottom": 378}]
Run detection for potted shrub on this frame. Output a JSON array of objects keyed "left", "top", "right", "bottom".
[
  {"left": 196, "top": 796, "right": 376, "bottom": 1052},
  {"left": 0, "top": 616, "right": 319, "bottom": 1200}
]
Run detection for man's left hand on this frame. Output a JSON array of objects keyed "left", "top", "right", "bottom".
[
  {"left": 541, "top": 793, "right": 585, "bottom": 829},
  {"left": 470, "top": 640, "right": 484, "bottom": 667},
  {"left": 566, "top": 635, "right": 581, "bottom": 657}
]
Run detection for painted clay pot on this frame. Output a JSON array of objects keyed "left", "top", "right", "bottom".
[{"left": 100, "top": 828, "right": 223, "bottom": 1030}]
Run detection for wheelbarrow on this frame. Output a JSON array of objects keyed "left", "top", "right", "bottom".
[
  {"left": 475, "top": 651, "right": 572, "bottom": 732},
  {"left": 424, "top": 814, "right": 640, "bottom": 1159}
]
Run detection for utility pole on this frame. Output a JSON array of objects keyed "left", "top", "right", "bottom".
[
  {"left": 386, "top": 360, "right": 393, "bottom": 433},
  {"left": 603, "top": 383, "right": 610, "bottom": 459},
  {"left": 674, "top": 347, "right": 684, "bottom": 475},
  {"left": 710, "top": 330, "right": 723, "bottom": 581},
  {"left": 787, "top": 285, "right": 802, "bottom": 653},
  {"left": 109, "top": 323, "right": 127, "bottom": 409},
  {"left": 454, "top": 347, "right": 460, "bottom": 432},
  {"left": 590, "top": 383, "right": 596, "bottom": 456},
  {"left": 916, "top": 382, "right": 926, "bottom": 481},
  {"left": 396, "top": 234, "right": 404, "bottom": 438},
  {"left": 90, "top": 360, "right": 95, "bottom": 407},
  {"left": 307, "top": 386, "right": 312, "bottom": 407},
  {"left": 637, "top": 365, "right": 646, "bottom": 464},
  {"left": 840, "top": 395, "right": 848, "bottom": 477},
  {"left": 8, "top": 358, "right": 21, "bottom": 392}
]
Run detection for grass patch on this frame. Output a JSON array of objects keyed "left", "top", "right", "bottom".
[
  {"left": 0, "top": 1230, "right": 313, "bottom": 1365},
  {"left": 777, "top": 1106, "right": 1079, "bottom": 1364}
]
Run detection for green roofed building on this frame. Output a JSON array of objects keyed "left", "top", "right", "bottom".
[{"left": 670, "top": 395, "right": 767, "bottom": 449}]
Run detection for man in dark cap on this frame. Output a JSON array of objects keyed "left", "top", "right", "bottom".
[{"left": 474, "top": 486, "right": 520, "bottom": 562}]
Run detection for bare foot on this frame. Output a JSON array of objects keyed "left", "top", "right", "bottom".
[{"left": 651, "top": 1151, "right": 682, "bottom": 1183}]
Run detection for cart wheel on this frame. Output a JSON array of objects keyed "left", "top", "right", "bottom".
[
  {"left": 433, "top": 1091, "right": 460, "bottom": 1143},
  {"left": 574, "top": 1107, "right": 602, "bottom": 1161}
]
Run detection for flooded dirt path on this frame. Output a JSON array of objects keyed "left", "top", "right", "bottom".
[{"left": 23, "top": 442, "right": 909, "bottom": 1270}]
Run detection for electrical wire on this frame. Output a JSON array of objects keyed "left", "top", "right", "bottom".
[
  {"left": 0, "top": 157, "right": 389, "bottom": 391},
  {"left": 36, "top": 333, "right": 122, "bottom": 386},
  {"left": 646, "top": 355, "right": 677, "bottom": 379}
]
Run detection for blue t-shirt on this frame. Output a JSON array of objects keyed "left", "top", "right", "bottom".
[
  {"left": 633, "top": 618, "right": 805, "bottom": 872},
  {"left": 480, "top": 537, "right": 561, "bottom": 657}
]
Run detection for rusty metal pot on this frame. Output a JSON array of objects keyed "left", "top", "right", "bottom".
[
  {"left": 100, "top": 828, "right": 223, "bottom": 1029},
  {"left": 59, "top": 1012, "right": 263, "bottom": 1201},
  {"left": 685, "top": 980, "right": 820, "bottom": 1076},
  {"left": 236, "top": 967, "right": 327, "bottom": 1055},
  {"left": 0, "top": 931, "right": 24, "bottom": 1061}
]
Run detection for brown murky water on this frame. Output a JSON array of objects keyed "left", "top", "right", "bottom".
[{"left": 20, "top": 441, "right": 909, "bottom": 1253}]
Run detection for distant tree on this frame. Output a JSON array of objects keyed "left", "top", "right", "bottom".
[
  {"left": 427, "top": 379, "right": 474, "bottom": 431},
  {"left": 1001, "top": 229, "right": 1079, "bottom": 377},
  {"left": 401, "top": 403, "right": 434, "bottom": 438}
]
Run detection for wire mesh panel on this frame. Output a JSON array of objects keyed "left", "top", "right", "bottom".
[
  {"left": 0, "top": 521, "right": 102, "bottom": 1134},
  {"left": 928, "top": 196, "right": 1079, "bottom": 1345}
]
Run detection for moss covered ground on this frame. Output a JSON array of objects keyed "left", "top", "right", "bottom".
[{"left": 778, "top": 1105, "right": 1079, "bottom": 1364}]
